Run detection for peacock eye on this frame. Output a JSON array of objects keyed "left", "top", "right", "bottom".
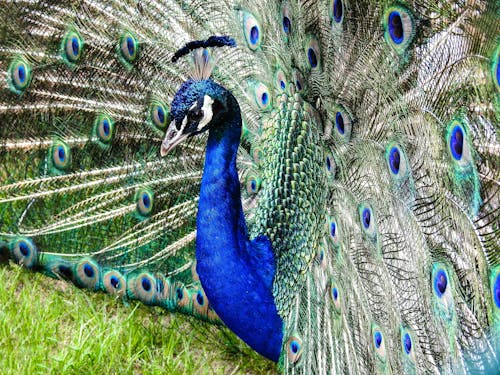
[
  {"left": 128, "top": 272, "right": 156, "bottom": 304},
  {"left": 246, "top": 175, "right": 261, "bottom": 194},
  {"left": 292, "top": 69, "right": 305, "bottom": 92},
  {"left": 330, "top": 0, "right": 344, "bottom": 24},
  {"left": 274, "top": 69, "right": 287, "bottom": 92},
  {"left": 332, "top": 105, "right": 352, "bottom": 141},
  {"left": 51, "top": 141, "right": 71, "bottom": 171},
  {"left": 433, "top": 268, "right": 448, "bottom": 298},
  {"left": 403, "top": 332, "right": 412, "bottom": 355},
  {"left": 119, "top": 31, "right": 139, "bottom": 64},
  {"left": 150, "top": 102, "right": 169, "bottom": 130},
  {"left": 383, "top": 6, "right": 414, "bottom": 53},
  {"left": 8, "top": 58, "right": 32, "bottom": 93},
  {"left": 94, "top": 114, "right": 114, "bottom": 144},
  {"left": 103, "top": 270, "right": 126, "bottom": 295},
  {"left": 136, "top": 189, "right": 154, "bottom": 217},
  {"left": 325, "top": 153, "right": 336, "bottom": 179},
  {"left": 492, "top": 45, "right": 500, "bottom": 90},
  {"left": 188, "top": 108, "right": 203, "bottom": 122},
  {"left": 62, "top": 30, "right": 84, "bottom": 65},
  {"left": 326, "top": 215, "right": 340, "bottom": 247},
  {"left": 76, "top": 258, "right": 100, "bottom": 290},
  {"left": 285, "top": 335, "right": 303, "bottom": 363},
  {"left": 281, "top": 3, "right": 292, "bottom": 35},
  {"left": 242, "top": 12, "right": 262, "bottom": 50},
  {"left": 400, "top": 328, "right": 417, "bottom": 365},
  {"left": 446, "top": 120, "right": 472, "bottom": 167},
  {"left": 493, "top": 270, "right": 500, "bottom": 309},
  {"left": 252, "top": 82, "right": 272, "bottom": 110},
  {"left": 359, "top": 204, "right": 377, "bottom": 239},
  {"left": 449, "top": 124, "right": 464, "bottom": 161},
  {"left": 305, "top": 36, "right": 321, "bottom": 70},
  {"left": 372, "top": 326, "right": 387, "bottom": 362},
  {"left": 11, "top": 238, "right": 38, "bottom": 268},
  {"left": 330, "top": 280, "right": 341, "bottom": 312}
]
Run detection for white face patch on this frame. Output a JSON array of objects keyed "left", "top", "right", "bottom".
[{"left": 197, "top": 95, "right": 214, "bottom": 131}]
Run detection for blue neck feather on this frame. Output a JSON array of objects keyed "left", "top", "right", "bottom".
[{"left": 195, "top": 92, "right": 283, "bottom": 361}]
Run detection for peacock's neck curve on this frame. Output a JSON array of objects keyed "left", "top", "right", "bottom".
[{"left": 195, "top": 94, "right": 283, "bottom": 362}]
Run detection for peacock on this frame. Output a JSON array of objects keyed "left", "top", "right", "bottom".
[{"left": 0, "top": 0, "right": 499, "bottom": 373}]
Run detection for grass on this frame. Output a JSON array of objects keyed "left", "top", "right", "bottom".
[{"left": 0, "top": 264, "right": 276, "bottom": 375}]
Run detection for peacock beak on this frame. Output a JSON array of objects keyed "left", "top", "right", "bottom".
[{"left": 160, "top": 121, "right": 189, "bottom": 157}]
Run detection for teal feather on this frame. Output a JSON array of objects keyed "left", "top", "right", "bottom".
[{"left": 0, "top": 0, "right": 499, "bottom": 373}]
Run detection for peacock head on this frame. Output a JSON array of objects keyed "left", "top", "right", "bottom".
[
  {"left": 160, "top": 36, "right": 237, "bottom": 156},
  {"left": 161, "top": 79, "right": 230, "bottom": 156}
]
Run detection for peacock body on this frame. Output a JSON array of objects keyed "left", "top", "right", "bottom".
[{"left": 0, "top": 0, "right": 499, "bottom": 373}]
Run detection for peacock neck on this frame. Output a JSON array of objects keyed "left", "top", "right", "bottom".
[
  {"left": 195, "top": 95, "right": 283, "bottom": 362},
  {"left": 197, "top": 96, "right": 246, "bottom": 248}
]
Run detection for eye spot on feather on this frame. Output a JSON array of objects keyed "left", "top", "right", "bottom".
[
  {"left": 62, "top": 30, "right": 83, "bottom": 66},
  {"left": 493, "top": 271, "right": 500, "bottom": 309},
  {"left": 431, "top": 264, "right": 455, "bottom": 320},
  {"left": 388, "top": 146, "right": 401, "bottom": 174},
  {"left": 128, "top": 272, "right": 156, "bottom": 304},
  {"left": 51, "top": 142, "right": 71, "bottom": 171},
  {"left": 330, "top": 280, "right": 341, "bottom": 311},
  {"left": 336, "top": 112, "right": 345, "bottom": 134},
  {"left": 383, "top": 6, "right": 414, "bottom": 53},
  {"left": 325, "top": 153, "right": 336, "bottom": 179},
  {"left": 242, "top": 12, "right": 262, "bottom": 50},
  {"left": 286, "top": 335, "right": 303, "bottom": 363},
  {"left": 136, "top": 189, "right": 154, "bottom": 217},
  {"left": 362, "top": 208, "right": 371, "bottom": 229},
  {"left": 142, "top": 276, "right": 152, "bottom": 291},
  {"left": 103, "top": 270, "right": 126, "bottom": 296},
  {"left": 400, "top": 328, "right": 416, "bottom": 364},
  {"left": 110, "top": 276, "right": 120, "bottom": 288},
  {"left": 403, "top": 332, "right": 412, "bottom": 354},
  {"left": 330, "top": 0, "right": 344, "bottom": 24},
  {"left": 449, "top": 125, "right": 464, "bottom": 161},
  {"left": 246, "top": 175, "right": 261, "bottom": 194},
  {"left": 11, "top": 238, "right": 38, "bottom": 268},
  {"left": 292, "top": 69, "right": 305, "bottom": 92},
  {"left": 196, "top": 290, "right": 205, "bottom": 306},
  {"left": 275, "top": 69, "right": 287, "bottom": 92},
  {"left": 332, "top": 106, "right": 352, "bottom": 141},
  {"left": 83, "top": 264, "right": 94, "bottom": 278},
  {"left": 372, "top": 326, "right": 387, "bottom": 362},
  {"left": 359, "top": 205, "right": 377, "bottom": 238},
  {"left": 252, "top": 82, "right": 272, "bottom": 110},
  {"left": 119, "top": 31, "right": 139, "bottom": 65},
  {"left": 75, "top": 259, "right": 100, "bottom": 290},
  {"left": 150, "top": 102, "right": 169, "bottom": 130},
  {"left": 446, "top": 120, "right": 472, "bottom": 168},
  {"left": 327, "top": 215, "right": 340, "bottom": 248},
  {"left": 94, "top": 114, "right": 114, "bottom": 145},
  {"left": 282, "top": 3, "right": 292, "bottom": 34},
  {"left": 492, "top": 45, "right": 500, "bottom": 90},
  {"left": 283, "top": 16, "right": 291, "bottom": 34},
  {"left": 175, "top": 284, "right": 190, "bottom": 307},
  {"left": 305, "top": 37, "right": 321, "bottom": 70},
  {"left": 374, "top": 331, "right": 382, "bottom": 348},
  {"left": 433, "top": 268, "right": 448, "bottom": 298},
  {"left": 8, "top": 57, "right": 32, "bottom": 94}
]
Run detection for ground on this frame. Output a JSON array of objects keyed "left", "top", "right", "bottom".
[{"left": 0, "top": 264, "right": 277, "bottom": 374}]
